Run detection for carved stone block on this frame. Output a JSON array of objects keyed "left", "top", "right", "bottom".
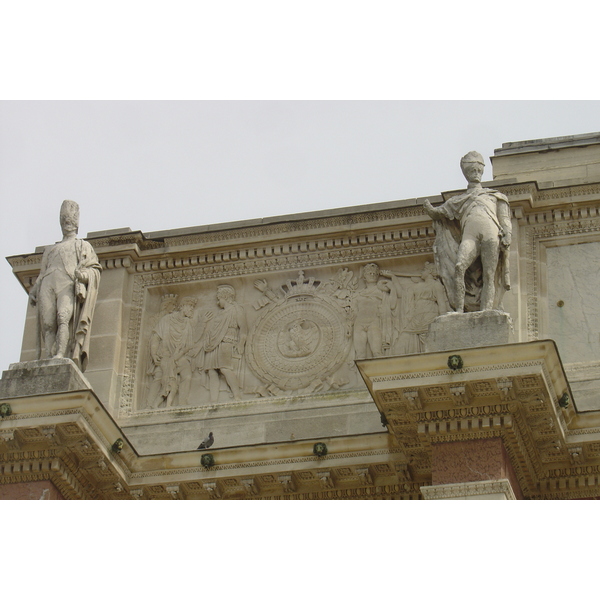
[
  {"left": 0, "top": 358, "right": 94, "bottom": 400},
  {"left": 425, "top": 310, "right": 513, "bottom": 352}
]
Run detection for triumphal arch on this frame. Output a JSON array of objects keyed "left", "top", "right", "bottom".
[{"left": 2, "top": 132, "right": 600, "bottom": 499}]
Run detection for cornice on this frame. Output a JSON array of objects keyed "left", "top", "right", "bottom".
[
  {"left": 358, "top": 341, "right": 600, "bottom": 499},
  {"left": 421, "top": 479, "right": 517, "bottom": 500},
  {"left": 129, "top": 447, "right": 402, "bottom": 481},
  {"left": 7, "top": 187, "right": 600, "bottom": 301},
  {"left": 158, "top": 205, "right": 428, "bottom": 248},
  {"left": 0, "top": 378, "right": 415, "bottom": 499}
]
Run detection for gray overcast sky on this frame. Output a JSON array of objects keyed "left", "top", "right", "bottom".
[{"left": 2, "top": 100, "right": 600, "bottom": 369}]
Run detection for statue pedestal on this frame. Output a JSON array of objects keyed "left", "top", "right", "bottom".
[
  {"left": 425, "top": 310, "right": 513, "bottom": 352},
  {"left": 0, "top": 358, "right": 93, "bottom": 400}
]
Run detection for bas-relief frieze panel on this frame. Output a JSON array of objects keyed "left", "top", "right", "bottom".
[
  {"left": 120, "top": 238, "right": 436, "bottom": 417},
  {"left": 114, "top": 200, "right": 600, "bottom": 417},
  {"left": 546, "top": 241, "right": 600, "bottom": 365},
  {"left": 127, "top": 257, "right": 450, "bottom": 415}
]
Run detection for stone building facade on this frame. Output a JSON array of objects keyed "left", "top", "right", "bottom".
[{"left": 2, "top": 132, "right": 600, "bottom": 499}]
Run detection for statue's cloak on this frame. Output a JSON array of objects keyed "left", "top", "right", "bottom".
[{"left": 71, "top": 239, "right": 102, "bottom": 371}]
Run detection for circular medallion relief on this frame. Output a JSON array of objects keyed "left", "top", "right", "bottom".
[{"left": 247, "top": 294, "right": 351, "bottom": 391}]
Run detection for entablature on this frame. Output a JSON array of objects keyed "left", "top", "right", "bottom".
[
  {"left": 0, "top": 369, "right": 413, "bottom": 499},
  {"left": 357, "top": 340, "right": 600, "bottom": 499}
]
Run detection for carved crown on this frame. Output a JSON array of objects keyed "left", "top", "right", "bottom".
[{"left": 280, "top": 270, "right": 321, "bottom": 298}]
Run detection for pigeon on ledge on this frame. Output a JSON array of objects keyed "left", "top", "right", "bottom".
[{"left": 198, "top": 432, "right": 214, "bottom": 450}]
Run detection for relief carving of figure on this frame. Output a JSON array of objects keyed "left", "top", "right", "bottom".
[
  {"left": 29, "top": 200, "right": 102, "bottom": 371},
  {"left": 145, "top": 294, "right": 178, "bottom": 407},
  {"left": 147, "top": 296, "right": 197, "bottom": 408},
  {"left": 382, "top": 262, "right": 449, "bottom": 354},
  {"left": 423, "top": 151, "right": 512, "bottom": 312},
  {"left": 351, "top": 263, "right": 396, "bottom": 359},
  {"left": 196, "top": 285, "right": 248, "bottom": 402},
  {"left": 149, "top": 294, "right": 179, "bottom": 331}
]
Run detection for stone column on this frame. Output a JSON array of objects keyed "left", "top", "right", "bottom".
[{"left": 420, "top": 438, "right": 522, "bottom": 500}]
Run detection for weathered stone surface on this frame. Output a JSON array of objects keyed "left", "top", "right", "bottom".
[
  {"left": 122, "top": 392, "right": 380, "bottom": 453},
  {"left": 565, "top": 363, "right": 600, "bottom": 412},
  {"left": 0, "top": 358, "right": 93, "bottom": 399},
  {"left": 492, "top": 133, "right": 600, "bottom": 185},
  {"left": 546, "top": 242, "right": 600, "bottom": 365},
  {"left": 425, "top": 310, "right": 513, "bottom": 352}
]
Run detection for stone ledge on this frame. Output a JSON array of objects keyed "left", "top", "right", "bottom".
[{"left": 495, "top": 132, "right": 600, "bottom": 156}]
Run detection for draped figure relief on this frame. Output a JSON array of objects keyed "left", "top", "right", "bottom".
[
  {"left": 382, "top": 262, "right": 449, "bottom": 355},
  {"left": 139, "top": 261, "right": 448, "bottom": 410},
  {"left": 195, "top": 285, "right": 248, "bottom": 403},
  {"left": 146, "top": 296, "right": 197, "bottom": 409}
]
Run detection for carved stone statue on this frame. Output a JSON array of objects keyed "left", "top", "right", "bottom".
[
  {"left": 196, "top": 285, "right": 247, "bottom": 402},
  {"left": 423, "top": 151, "right": 512, "bottom": 312},
  {"left": 352, "top": 263, "right": 396, "bottom": 359},
  {"left": 147, "top": 296, "right": 197, "bottom": 408},
  {"left": 382, "top": 262, "right": 449, "bottom": 354},
  {"left": 29, "top": 200, "right": 102, "bottom": 371}
]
